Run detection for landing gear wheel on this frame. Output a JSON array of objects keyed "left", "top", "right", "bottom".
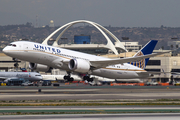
[
  {"left": 89, "top": 78, "right": 93, "bottom": 82},
  {"left": 64, "top": 75, "right": 74, "bottom": 82},
  {"left": 69, "top": 77, "right": 74, "bottom": 82},
  {"left": 87, "top": 78, "right": 93, "bottom": 82},
  {"left": 83, "top": 76, "right": 89, "bottom": 81},
  {"left": 64, "top": 75, "right": 70, "bottom": 80}
]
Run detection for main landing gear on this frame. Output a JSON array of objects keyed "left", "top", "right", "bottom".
[
  {"left": 63, "top": 73, "right": 74, "bottom": 82},
  {"left": 83, "top": 76, "right": 94, "bottom": 82},
  {"left": 63, "top": 72, "right": 94, "bottom": 82}
]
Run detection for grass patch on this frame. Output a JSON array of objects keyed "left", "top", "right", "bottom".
[
  {"left": 1, "top": 102, "right": 180, "bottom": 106},
  {"left": 0, "top": 109, "right": 180, "bottom": 115},
  {"left": 156, "top": 99, "right": 180, "bottom": 101},
  {"left": 0, "top": 99, "right": 180, "bottom": 106}
]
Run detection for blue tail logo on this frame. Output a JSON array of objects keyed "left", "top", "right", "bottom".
[{"left": 129, "top": 40, "right": 158, "bottom": 69}]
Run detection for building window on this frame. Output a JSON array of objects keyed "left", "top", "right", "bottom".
[
  {"left": 171, "top": 69, "right": 180, "bottom": 72},
  {"left": 145, "top": 69, "right": 161, "bottom": 72},
  {"left": 173, "top": 60, "right": 177, "bottom": 66},
  {"left": 146, "top": 60, "right": 161, "bottom": 65}
]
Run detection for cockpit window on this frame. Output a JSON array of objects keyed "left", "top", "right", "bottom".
[
  {"left": 12, "top": 44, "right": 16, "bottom": 47},
  {"left": 8, "top": 44, "right": 16, "bottom": 47}
]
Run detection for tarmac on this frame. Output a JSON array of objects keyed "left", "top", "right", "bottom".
[
  {"left": 0, "top": 113, "right": 180, "bottom": 120},
  {"left": 0, "top": 84, "right": 180, "bottom": 100},
  {"left": 1, "top": 84, "right": 180, "bottom": 119}
]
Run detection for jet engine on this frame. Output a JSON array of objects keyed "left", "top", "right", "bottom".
[
  {"left": 29, "top": 63, "right": 51, "bottom": 72},
  {"left": 68, "top": 59, "right": 90, "bottom": 73}
]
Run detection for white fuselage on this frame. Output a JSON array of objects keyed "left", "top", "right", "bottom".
[{"left": 3, "top": 41, "right": 147, "bottom": 79}]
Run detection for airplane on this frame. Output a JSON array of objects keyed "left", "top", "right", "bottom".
[
  {"left": 0, "top": 71, "right": 42, "bottom": 83},
  {"left": 2, "top": 40, "right": 169, "bottom": 82}
]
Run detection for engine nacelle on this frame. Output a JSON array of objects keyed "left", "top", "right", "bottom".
[
  {"left": 29, "top": 63, "right": 51, "bottom": 72},
  {"left": 68, "top": 59, "right": 90, "bottom": 73}
]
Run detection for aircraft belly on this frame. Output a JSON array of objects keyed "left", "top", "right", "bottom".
[
  {"left": 13, "top": 51, "right": 57, "bottom": 67},
  {"left": 6, "top": 51, "right": 25, "bottom": 60},
  {"left": 55, "top": 64, "right": 69, "bottom": 70},
  {"left": 10, "top": 51, "right": 40, "bottom": 63}
]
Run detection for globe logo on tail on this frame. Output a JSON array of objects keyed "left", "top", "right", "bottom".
[{"left": 130, "top": 51, "right": 146, "bottom": 69}]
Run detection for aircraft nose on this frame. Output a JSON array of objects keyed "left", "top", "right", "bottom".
[
  {"left": 2, "top": 47, "right": 8, "bottom": 53},
  {"left": 39, "top": 76, "right": 43, "bottom": 80},
  {"left": 2, "top": 46, "right": 8, "bottom": 53},
  {"left": 2, "top": 46, "right": 12, "bottom": 55},
  {"left": 2, "top": 47, "right": 6, "bottom": 52}
]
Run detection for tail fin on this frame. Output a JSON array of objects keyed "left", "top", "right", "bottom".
[
  {"left": 20, "top": 68, "right": 27, "bottom": 72},
  {"left": 129, "top": 40, "right": 158, "bottom": 69}
]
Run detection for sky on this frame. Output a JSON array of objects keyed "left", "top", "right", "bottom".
[{"left": 0, "top": 0, "right": 180, "bottom": 27}]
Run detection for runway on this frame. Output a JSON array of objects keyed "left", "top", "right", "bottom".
[
  {"left": 1, "top": 106, "right": 180, "bottom": 111},
  {"left": 1, "top": 93, "right": 180, "bottom": 100},
  {"left": 0, "top": 113, "right": 180, "bottom": 120},
  {"left": 0, "top": 85, "right": 180, "bottom": 119},
  {"left": 0, "top": 85, "right": 180, "bottom": 100}
]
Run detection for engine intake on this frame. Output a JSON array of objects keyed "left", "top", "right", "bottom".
[{"left": 68, "top": 59, "right": 90, "bottom": 73}]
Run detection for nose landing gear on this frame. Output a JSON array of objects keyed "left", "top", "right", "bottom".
[
  {"left": 83, "top": 76, "right": 94, "bottom": 82},
  {"left": 13, "top": 58, "right": 19, "bottom": 71}
]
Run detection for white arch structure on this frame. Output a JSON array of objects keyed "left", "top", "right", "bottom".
[{"left": 42, "top": 20, "right": 127, "bottom": 55}]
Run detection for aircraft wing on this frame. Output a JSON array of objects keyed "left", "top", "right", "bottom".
[
  {"left": 3, "top": 77, "right": 19, "bottom": 83},
  {"left": 0, "top": 77, "right": 18, "bottom": 81},
  {"left": 0, "top": 77, "right": 7, "bottom": 80},
  {"left": 90, "top": 51, "right": 170, "bottom": 68}
]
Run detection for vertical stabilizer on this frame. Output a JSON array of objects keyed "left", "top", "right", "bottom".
[{"left": 129, "top": 40, "right": 158, "bottom": 69}]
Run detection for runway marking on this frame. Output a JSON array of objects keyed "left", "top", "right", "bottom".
[
  {"left": 1, "top": 113, "right": 180, "bottom": 120},
  {"left": 0, "top": 89, "right": 99, "bottom": 92},
  {"left": 1, "top": 107, "right": 180, "bottom": 110},
  {"left": 1, "top": 93, "right": 180, "bottom": 98}
]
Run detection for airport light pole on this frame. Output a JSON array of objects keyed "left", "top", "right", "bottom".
[
  {"left": 61, "top": 38, "right": 68, "bottom": 47},
  {"left": 122, "top": 37, "right": 129, "bottom": 58},
  {"left": 171, "top": 37, "right": 179, "bottom": 56},
  {"left": 49, "top": 39, "right": 56, "bottom": 45}
]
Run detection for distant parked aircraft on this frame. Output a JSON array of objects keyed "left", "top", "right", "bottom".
[{"left": 0, "top": 72, "right": 42, "bottom": 83}]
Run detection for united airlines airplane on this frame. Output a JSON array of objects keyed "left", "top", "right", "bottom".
[{"left": 2, "top": 40, "right": 167, "bottom": 82}]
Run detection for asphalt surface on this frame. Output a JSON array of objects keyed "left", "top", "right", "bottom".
[
  {"left": 0, "top": 84, "right": 180, "bottom": 100},
  {"left": 1, "top": 85, "right": 180, "bottom": 119},
  {"left": 1, "top": 106, "right": 180, "bottom": 110},
  {"left": 0, "top": 113, "right": 180, "bottom": 120}
]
